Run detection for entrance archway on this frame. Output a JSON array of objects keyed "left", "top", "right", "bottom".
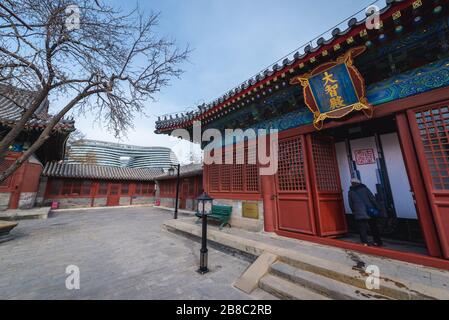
[{"left": 271, "top": 114, "right": 442, "bottom": 259}]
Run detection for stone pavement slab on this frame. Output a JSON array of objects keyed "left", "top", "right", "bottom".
[{"left": 0, "top": 207, "right": 260, "bottom": 300}]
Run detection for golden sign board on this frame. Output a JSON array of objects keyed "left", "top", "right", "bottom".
[
  {"left": 242, "top": 202, "right": 259, "bottom": 220},
  {"left": 290, "top": 47, "right": 373, "bottom": 130}
]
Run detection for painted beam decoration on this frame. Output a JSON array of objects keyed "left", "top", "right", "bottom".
[{"left": 291, "top": 47, "right": 373, "bottom": 130}]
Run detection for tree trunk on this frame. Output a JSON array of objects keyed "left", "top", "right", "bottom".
[{"left": 0, "top": 89, "right": 102, "bottom": 183}]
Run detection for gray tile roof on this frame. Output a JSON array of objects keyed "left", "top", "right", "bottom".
[
  {"left": 43, "top": 162, "right": 164, "bottom": 182},
  {"left": 0, "top": 84, "right": 75, "bottom": 132},
  {"left": 155, "top": 163, "right": 203, "bottom": 180}
]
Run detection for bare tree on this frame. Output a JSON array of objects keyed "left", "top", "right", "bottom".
[
  {"left": 64, "top": 128, "right": 85, "bottom": 158},
  {"left": 66, "top": 129, "right": 86, "bottom": 147},
  {"left": 0, "top": 0, "right": 189, "bottom": 182}
]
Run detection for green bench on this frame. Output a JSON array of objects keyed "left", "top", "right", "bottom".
[{"left": 196, "top": 205, "right": 232, "bottom": 230}]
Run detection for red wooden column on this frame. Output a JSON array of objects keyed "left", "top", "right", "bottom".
[
  {"left": 261, "top": 174, "right": 276, "bottom": 232},
  {"left": 405, "top": 103, "right": 449, "bottom": 259},
  {"left": 396, "top": 113, "right": 442, "bottom": 258},
  {"left": 91, "top": 182, "right": 99, "bottom": 207}
]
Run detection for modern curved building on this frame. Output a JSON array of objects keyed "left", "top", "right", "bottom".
[{"left": 66, "top": 140, "right": 177, "bottom": 170}]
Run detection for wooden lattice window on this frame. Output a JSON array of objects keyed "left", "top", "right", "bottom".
[
  {"left": 232, "top": 149, "right": 244, "bottom": 191},
  {"left": 81, "top": 181, "right": 93, "bottom": 196},
  {"left": 245, "top": 145, "right": 259, "bottom": 192},
  {"left": 221, "top": 163, "right": 232, "bottom": 192},
  {"left": 312, "top": 137, "right": 340, "bottom": 192},
  {"left": 205, "top": 144, "right": 260, "bottom": 194},
  {"left": 209, "top": 165, "right": 220, "bottom": 192},
  {"left": 48, "top": 179, "right": 63, "bottom": 195},
  {"left": 277, "top": 137, "right": 307, "bottom": 191},
  {"left": 170, "top": 181, "right": 176, "bottom": 194},
  {"left": 98, "top": 182, "right": 108, "bottom": 195},
  {"left": 121, "top": 183, "right": 129, "bottom": 195},
  {"left": 188, "top": 178, "right": 195, "bottom": 196},
  {"left": 416, "top": 105, "right": 449, "bottom": 190}
]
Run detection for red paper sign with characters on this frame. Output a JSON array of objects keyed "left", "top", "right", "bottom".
[{"left": 354, "top": 149, "right": 376, "bottom": 166}]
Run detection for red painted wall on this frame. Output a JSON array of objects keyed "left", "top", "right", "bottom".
[{"left": 1, "top": 152, "right": 43, "bottom": 209}]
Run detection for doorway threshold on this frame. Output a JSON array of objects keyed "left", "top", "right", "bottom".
[{"left": 338, "top": 233, "right": 428, "bottom": 256}]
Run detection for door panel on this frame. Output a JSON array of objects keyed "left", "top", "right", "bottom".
[
  {"left": 275, "top": 135, "right": 316, "bottom": 235},
  {"left": 107, "top": 184, "right": 120, "bottom": 207},
  {"left": 380, "top": 133, "right": 418, "bottom": 219},
  {"left": 408, "top": 103, "right": 449, "bottom": 259},
  {"left": 308, "top": 135, "right": 347, "bottom": 237}
]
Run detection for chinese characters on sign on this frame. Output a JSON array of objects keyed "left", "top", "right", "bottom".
[
  {"left": 308, "top": 63, "right": 359, "bottom": 114},
  {"left": 322, "top": 71, "right": 346, "bottom": 110},
  {"left": 354, "top": 149, "right": 376, "bottom": 165},
  {"left": 290, "top": 47, "right": 373, "bottom": 130}
]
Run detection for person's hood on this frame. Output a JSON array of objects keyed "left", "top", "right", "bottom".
[{"left": 350, "top": 184, "right": 366, "bottom": 192}]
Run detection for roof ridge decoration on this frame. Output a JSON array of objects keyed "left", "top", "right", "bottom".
[{"left": 155, "top": 0, "right": 417, "bottom": 133}]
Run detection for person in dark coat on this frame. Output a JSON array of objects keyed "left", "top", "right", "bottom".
[{"left": 348, "top": 178, "right": 383, "bottom": 247}]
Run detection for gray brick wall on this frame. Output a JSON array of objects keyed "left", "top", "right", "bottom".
[
  {"left": 213, "top": 199, "right": 265, "bottom": 232},
  {"left": 157, "top": 197, "right": 198, "bottom": 212},
  {"left": 18, "top": 192, "right": 37, "bottom": 209},
  {"left": 119, "top": 197, "right": 131, "bottom": 206},
  {"left": 44, "top": 197, "right": 92, "bottom": 209},
  {"left": 35, "top": 177, "right": 48, "bottom": 206},
  {"left": 132, "top": 197, "right": 155, "bottom": 205},
  {"left": 93, "top": 198, "right": 107, "bottom": 207},
  {"left": 0, "top": 192, "right": 11, "bottom": 211},
  {"left": 159, "top": 197, "right": 176, "bottom": 208}
]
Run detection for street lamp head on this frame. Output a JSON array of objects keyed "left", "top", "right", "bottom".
[
  {"left": 197, "top": 192, "right": 214, "bottom": 216},
  {"left": 168, "top": 167, "right": 175, "bottom": 176}
]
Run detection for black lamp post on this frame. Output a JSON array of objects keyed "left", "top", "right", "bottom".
[
  {"left": 197, "top": 193, "right": 214, "bottom": 275},
  {"left": 168, "top": 164, "right": 181, "bottom": 220}
]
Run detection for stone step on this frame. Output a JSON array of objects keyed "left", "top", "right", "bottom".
[
  {"left": 259, "top": 275, "right": 330, "bottom": 300},
  {"left": 0, "top": 220, "right": 18, "bottom": 244},
  {"left": 164, "top": 219, "right": 449, "bottom": 300},
  {"left": 251, "top": 288, "right": 280, "bottom": 300},
  {"left": 270, "top": 261, "right": 390, "bottom": 300},
  {"left": 0, "top": 207, "right": 49, "bottom": 221}
]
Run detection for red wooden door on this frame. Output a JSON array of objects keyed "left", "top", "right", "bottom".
[
  {"left": 275, "top": 135, "right": 317, "bottom": 235},
  {"left": 107, "top": 184, "right": 120, "bottom": 207},
  {"left": 408, "top": 103, "right": 449, "bottom": 259},
  {"left": 307, "top": 135, "right": 347, "bottom": 237}
]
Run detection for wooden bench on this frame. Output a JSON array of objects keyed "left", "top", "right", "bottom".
[{"left": 196, "top": 205, "right": 232, "bottom": 230}]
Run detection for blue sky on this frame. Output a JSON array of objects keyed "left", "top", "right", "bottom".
[{"left": 74, "top": 0, "right": 379, "bottom": 161}]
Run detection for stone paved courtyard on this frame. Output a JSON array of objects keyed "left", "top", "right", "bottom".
[{"left": 0, "top": 207, "right": 254, "bottom": 300}]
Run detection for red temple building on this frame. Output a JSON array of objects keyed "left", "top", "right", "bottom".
[
  {"left": 0, "top": 85, "right": 164, "bottom": 211},
  {"left": 155, "top": 0, "right": 449, "bottom": 268},
  {"left": 0, "top": 85, "right": 74, "bottom": 210},
  {"left": 40, "top": 162, "right": 161, "bottom": 209},
  {"left": 155, "top": 164, "right": 203, "bottom": 211}
]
